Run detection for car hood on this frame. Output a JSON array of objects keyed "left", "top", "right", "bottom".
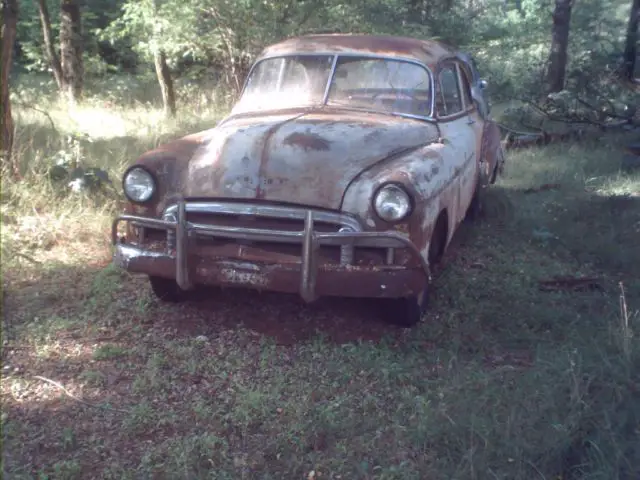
[{"left": 184, "top": 109, "right": 440, "bottom": 210}]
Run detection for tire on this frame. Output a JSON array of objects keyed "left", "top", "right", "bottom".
[
  {"left": 149, "top": 276, "right": 190, "bottom": 303},
  {"left": 428, "top": 214, "right": 448, "bottom": 267},
  {"left": 489, "top": 161, "right": 499, "bottom": 184},
  {"left": 465, "top": 178, "right": 485, "bottom": 222},
  {"left": 389, "top": 286, "right": 430, "bottom": 327},
  {"left": 387, "top": 213, "right": 445, "bottom": 327}
]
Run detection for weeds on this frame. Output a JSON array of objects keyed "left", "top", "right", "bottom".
[{"left": 1, "top": 77, "right": 639, "bottom": 479}]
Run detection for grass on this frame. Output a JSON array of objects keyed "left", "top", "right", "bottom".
[{"left": 2, "top": 75, "right": 640, "bottom": 480}]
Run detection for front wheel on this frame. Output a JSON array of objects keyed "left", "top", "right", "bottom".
[
  {"left": 465, "top": 186, "right": 483, "bottom": 222},
  {"left": 149, "top": 276, "right": 191, "bottom": 303},
  {"left": 388, "top": 286, "right": 430, "bottom": 327}
]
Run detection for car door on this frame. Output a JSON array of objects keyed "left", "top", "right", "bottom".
[
  {"left": 456, "top": 59, "right": 503, "bottom": 187},
  {"left": 456, "top": 61, "right": 489, "bottom": 184},
  {"left": 456, "top": 52, "right": 491, "bottom": 119},
  {"left": 435, "top": 61, "right": 479, "bottom": 230}
]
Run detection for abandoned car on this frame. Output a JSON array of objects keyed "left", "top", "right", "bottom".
[{"left": 112, "top": 34, "right": 505, "bottom": 326}]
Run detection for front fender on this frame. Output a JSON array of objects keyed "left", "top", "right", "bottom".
[{"left": 341, "top": 144, "right": 451, "bottom": 264}]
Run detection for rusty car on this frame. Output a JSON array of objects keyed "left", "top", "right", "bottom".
[{"left": 112, "top": 34, "right": 505, "bottom": 326}]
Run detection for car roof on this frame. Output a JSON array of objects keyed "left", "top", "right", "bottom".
[{"left": 256, "top": 34, "right": 458, "bottom": 68}]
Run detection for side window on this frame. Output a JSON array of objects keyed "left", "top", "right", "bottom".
[
  {"left": 437, "top": 65, "right": 463, "bottom": 116},
  {"left": 457, "top": 64, "right": 474, "bottom": 110}
]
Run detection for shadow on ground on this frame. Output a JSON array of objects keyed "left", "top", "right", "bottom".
[{"left": 3, "top": 180, "right": 640, "bottom": 479}]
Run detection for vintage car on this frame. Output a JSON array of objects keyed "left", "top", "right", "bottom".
[{"left": 112, "top": 34, "right": 505, "bottom": 326}]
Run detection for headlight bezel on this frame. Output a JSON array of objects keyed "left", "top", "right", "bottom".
[
  {"left": 372, "top": 181, "right": 414, "bottom": 224},
  {"left": 122, "top": 165, "right": 157, "bottom": 204}
]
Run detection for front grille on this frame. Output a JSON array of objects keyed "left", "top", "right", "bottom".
[
  {"left": 185, "top": 208, "right": 346, "bottom": 263},
  {"left": 156, "top": 201, "right": 399, "bottom": 266},
  {"left": 186, "top": 211, "right": 341, "bottom": 233}
]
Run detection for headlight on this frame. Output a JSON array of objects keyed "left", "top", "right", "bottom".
[
  {"left": 373, "top": 183, "right": 412, "bottom": 222},
  {"left": 123, "top": 167, "right": 155, "bottom": 203}
]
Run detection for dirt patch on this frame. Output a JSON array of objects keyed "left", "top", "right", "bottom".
[{"left": 148, "top": 286, "right": 405, "bottom": 345}]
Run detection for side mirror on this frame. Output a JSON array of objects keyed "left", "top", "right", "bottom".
[{"left": 479, "top": 79, "right": 488, "bottom": 90}]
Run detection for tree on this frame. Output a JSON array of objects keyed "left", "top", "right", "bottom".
[
  {"left": 104, "top": 0, "right": 177, "bottom": 116},
  {"left": 545, "top": 0, "right": 574, "bottom": 94},
  {"left": 149, "top": 0, "right": 175, "bottom": 117},
  {"left": 60, "top": 0, "right": 84, "bottom": 104},
  {"left": 1, "top": 0, "right": 19, "bottom": 179},
  {"left": 153, "top": 48, "right": 176, "bottom": 117},
  {"left": 622, "top": 0, "right": 640, "bottom": 81},
  {"left": 37, "top": 0, "right": 63, "bottom": 89}
]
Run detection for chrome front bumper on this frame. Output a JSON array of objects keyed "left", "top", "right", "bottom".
[{"left": 111, "top": 200, "right": 430, "bottom": 302}]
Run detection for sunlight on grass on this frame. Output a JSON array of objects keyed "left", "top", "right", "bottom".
[
  {"left": 500, "top": 135, "right": 638, "bottom": 192},
  {"left": 2, "top": 77, "right": 227, "bottom": 277},
  {"left": 593, "top": 174, "right": 640, "bottom": 197}
]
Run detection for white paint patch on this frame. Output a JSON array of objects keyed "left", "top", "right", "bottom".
[
  {"left": 217, "top": 261, "right": 261, "bottom": 271},
  {"left": 218, "top": 268, "right": 269, "bottom": 287},
  {"left": 115, "top": 244, "right": 170, "bottom": 269},
  {"left": 420, "top": 240, "right": 431, "bottom": 262}
]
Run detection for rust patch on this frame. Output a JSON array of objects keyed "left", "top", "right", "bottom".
[
  {"left": 126, "top": 131, "right": 211, "bottom": 218},
  {"left": 256, "top": 112, "right": 308, "bottom": 199},
  {"left": 258, "top": 34, "right": 455, "bottom": 70},
  {"left": 115, "top": 242, "right": 426, "bottom": 300},
  {"left": 393, "top": 223, "right": 410, "bottom": 234},
  {"left": 283, "top": 132, "right": 332, "bottom": 152},
  {"left": 480, "top": 120, "right": 503, "bottom": 182}
]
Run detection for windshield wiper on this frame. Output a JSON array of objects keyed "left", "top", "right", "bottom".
[{"left": 325, "top": 100, "right": 428, "bottom": 121}]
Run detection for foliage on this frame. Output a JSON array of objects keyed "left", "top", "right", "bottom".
[
  {"left": 15, "top": 0, "right": 121, "bottom": 76},
  {"left": 12, "top": 0, "right": 633, "bottom": 103},
  {"left": 47, "top": 135, "right": 113, "bottom": 196}
]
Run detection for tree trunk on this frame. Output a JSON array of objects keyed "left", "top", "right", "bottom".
[
  {"left": 153, "top": 49, "right": 176, "bottom": 117},
  {"left": 60, "top": 0, "right": 83, "bottom": 104},
  {"left": 37, "top": 0, "right": 63, "bottom": 89},
  {"left": 545, "top": 0, "right": 573, "bottom": 94},
  {"left": 1, "top": 0, "right": 19, "bottom": 179},
  {"left": 622, "top": 0, "right": 640, "bottom": 81}
]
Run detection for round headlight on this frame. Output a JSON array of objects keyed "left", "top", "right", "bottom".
[
  {"left": 373, "top": 184, "right": 412, "bottom": 222},
  {"left": 123, "top": 167, "right": 155, "bottom": 203}
]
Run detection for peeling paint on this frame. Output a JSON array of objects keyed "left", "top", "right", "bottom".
[
  {"left": 217, "top": 268, "right": 269, "bottom": 287},
  {"left": 183, "top": 111, "right": 439, "bottom": 209},
  {"left": 283, "top": 131, "right": 332, "bottom": 151},
  {"left": 114, "top": 244, "right": 173, "bottom": 269},
  {"left": 257, "top": 34, "right": 457, "bottom": 71}
]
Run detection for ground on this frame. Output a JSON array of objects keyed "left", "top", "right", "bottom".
[{"left": 2, "top": 77, "right": 640, "bottom": 479}]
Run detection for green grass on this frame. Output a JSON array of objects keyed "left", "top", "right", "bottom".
[{"left": 2, "top": 76, "right": 639, "bottom": 479}]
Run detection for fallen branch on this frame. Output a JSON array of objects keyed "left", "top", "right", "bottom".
[
  {"left": 523, "top": 99, "right": 631, "bottom": 130},
  {"left": 33, "top": 375, "right": 129, "bottom": 413},
  {"left": 93, "top": 327, "right": 134, "bottom": 343},
  {"left": 538, "top": 276, "right": 604, "bottom": 292},
  {"left": 14, "top": 101, "right": 58, "bottom": 132},
  {"left": 524, "top": 183, "right": 561, "bottom": 194},
  {"left": 14, "top": 252, "right": 42, "bottom": 264},
  {"left": 625, "top": 142, "right": 640, "bottom": 156},
  {"left": 495, "top": 122, "right": 541, "bottom": 138}
]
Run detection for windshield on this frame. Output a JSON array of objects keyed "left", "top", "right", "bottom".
[
  {"left": 233, "top": 55, "right": 334, "bottom": 113},
  {"left": 327, "top": 57, "right": 431, "bottom": 117},
  {"left": 233, "top": 54, "right": 433, "bottom": 118}
]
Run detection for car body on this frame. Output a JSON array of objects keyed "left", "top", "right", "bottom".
[{"left": 112, "top": 34, "right": 505, "bottom": 326}]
